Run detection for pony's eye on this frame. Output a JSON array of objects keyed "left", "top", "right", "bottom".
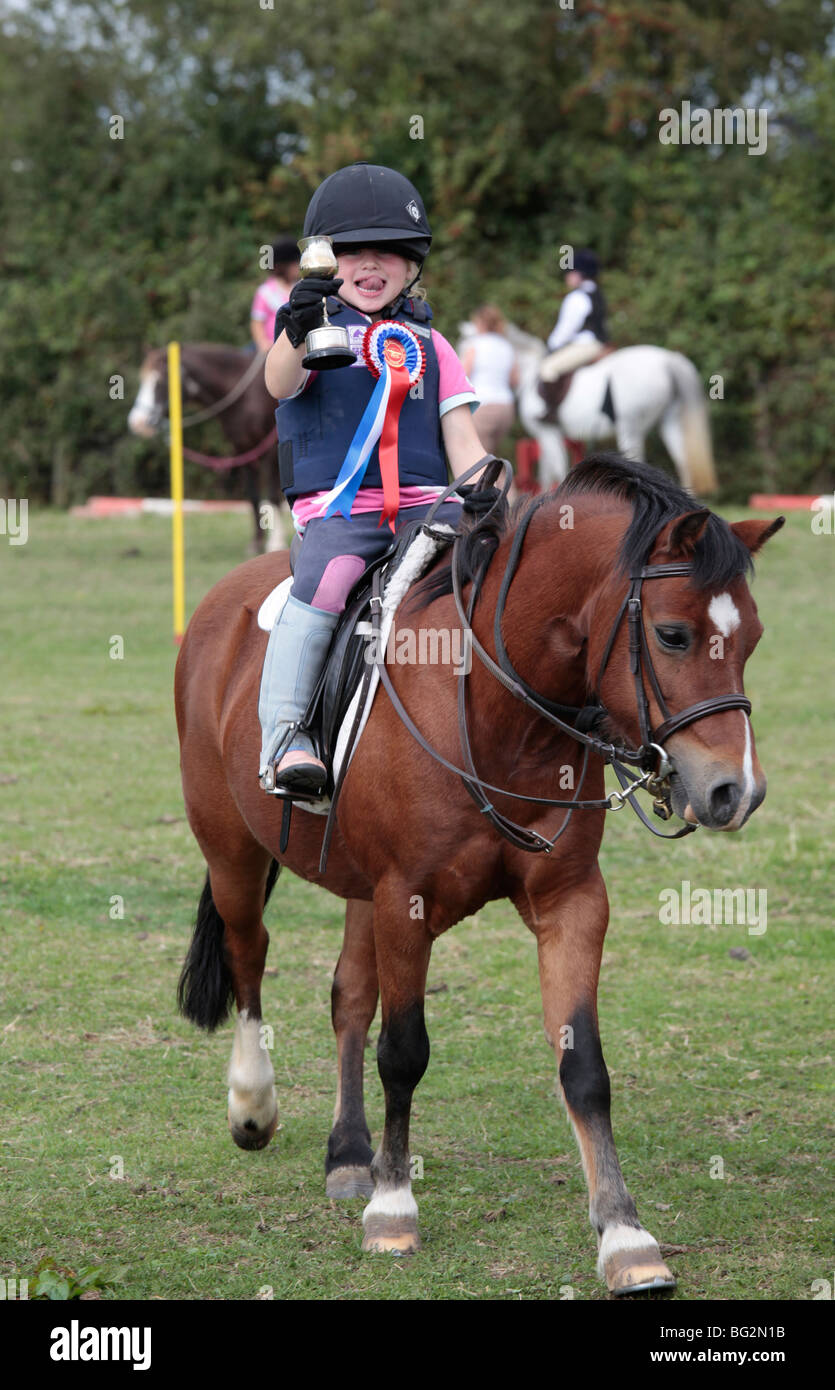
[{"left": 654, "top": 626, "right": 690, "bottom": 652}]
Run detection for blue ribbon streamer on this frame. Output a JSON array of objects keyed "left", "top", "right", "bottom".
[{"left": 323, "top": 370, "right": 390, "bottom": 519}]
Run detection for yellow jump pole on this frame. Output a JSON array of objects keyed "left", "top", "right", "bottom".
[{"left": 168, "top": 341, "right": 186, "bottom": 644}]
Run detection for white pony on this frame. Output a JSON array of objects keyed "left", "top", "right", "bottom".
[{"left": 495, "top": 322, "right": 718, "bottom": 495}]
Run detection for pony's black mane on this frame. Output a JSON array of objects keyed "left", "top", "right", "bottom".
[
  {"left": 558, "top": 453, "right": 752, "bottom": 587},
  {"left": 414, "top": 453, "right": 751, "bottom": 608}
]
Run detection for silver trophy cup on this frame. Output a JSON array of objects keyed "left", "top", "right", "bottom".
[{"left": 297, "top": 236, "right": 356, "bottom": 370}]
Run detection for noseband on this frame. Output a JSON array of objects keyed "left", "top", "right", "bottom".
[{"left": 370, "top": 459, "right": 753, "bottom": 854}]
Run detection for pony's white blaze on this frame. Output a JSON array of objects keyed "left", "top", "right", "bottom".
[
  {"left": 227, "top": 1009, "right": 276, "bottom": 1131},
  {"left": 362, "top": 1185, "right": 418, "bottom": 1223},
  {"left": 741, "top": 712, "right": 755, "bottom": 803},
  {"left": 596, "top": 1222, "right": 660, "bottom": 1276},
  {"left": 720, "top": 712, "right": 757, "bottom": 832},
  {"left": 127, "top": 370, "right": 161, "bottom": 435},
  {"left": 708, "top": 591, "right": 741, "bottom": 639}
]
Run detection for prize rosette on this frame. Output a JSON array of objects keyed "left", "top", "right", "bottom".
[
  {"left": 321, "top": 320, "right": 427, "bottom": 530},
  {"left": 362, "top": 320, "right": 426, "bottom": 385}
]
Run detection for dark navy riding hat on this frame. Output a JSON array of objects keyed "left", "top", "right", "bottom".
[
  {"left": 572, "top": 248, "right": 600, "bottom": 279},
  {"left": 303, "top": 163, "right": 433, "bottom": 265}
]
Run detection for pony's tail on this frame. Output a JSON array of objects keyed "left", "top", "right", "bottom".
[
  {"left": 177, "top": 862, "right": 280, "bottom": 1031},
  {"left": 667, "top": 353, "right": 718, "bottom": 496}
]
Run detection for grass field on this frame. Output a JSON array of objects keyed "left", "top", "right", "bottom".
[{"left": 1, "top": 504, "right": 832, "bottom": 1302}]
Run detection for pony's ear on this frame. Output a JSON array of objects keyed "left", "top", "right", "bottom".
[
  {"left": 730, "top": 517, "right": 785, "bottom": 554},
  {"left": 653, "top": 509, "right": 711, "bottom": 560}
]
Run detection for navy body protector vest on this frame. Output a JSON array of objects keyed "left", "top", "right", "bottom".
[
  {"left": 581, "top": 284, "right": 610, "bottom": 345},
  {"left": 276, "top": 298, "right": 448, "bottom": 502}
]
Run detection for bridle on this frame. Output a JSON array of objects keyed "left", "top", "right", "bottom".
[
  {"left": 595, "top": 561, "right": 752, "bottom": 759},
  {"left": 370, "top": 458, "right": 752, "bottom": 854},
  {"left": 179, "top": 349, "right": 267, "bottom": 428},
  {"left": 140, "top": 349, "right": 267, "bottom": 433}
]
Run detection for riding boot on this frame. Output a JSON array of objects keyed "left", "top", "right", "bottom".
[{"left": 258, "top": 594, "right": 340, "bottom": 796}]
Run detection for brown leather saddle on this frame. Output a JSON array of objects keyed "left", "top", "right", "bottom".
[{"left": 538, "top": 344, "right": 617, "bottom": 422}]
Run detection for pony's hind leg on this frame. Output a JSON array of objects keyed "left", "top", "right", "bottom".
[
  {"left": 178, "top": 847, "right": 279, "bottom": 1151},
  {"left": 518, "top": 871, "right": 675, "bottom": 1296},
  {"left": 326, "top": 898, "right": 378, "bottom": 1199},
  {"left": 218, "top": 855, "right": 280, "bottom": 1149}
]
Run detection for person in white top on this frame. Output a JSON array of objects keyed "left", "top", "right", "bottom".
[
  {"left": 460, "top": 305, "right": 519, "bottom": 455},
  {"left": 540, "top": 249, "right": 610, "bottom": 383}
]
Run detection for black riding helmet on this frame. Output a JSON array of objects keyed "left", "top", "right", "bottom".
[
  {"left": 573, "top": 249, "right": 600, "bottom": 279},
  {"left": 303, "top": 162, "right": 432, "bottom": 266}
]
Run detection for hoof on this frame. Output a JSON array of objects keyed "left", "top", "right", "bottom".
[
  {"left": 361, "top": 1214, "right": 421, "bottom": 1255},
  {"left": 604, "top": 1246, "right": 676, "bottom": 1296},
  {"left": 228, "top": 1108, "right": 278, "bottom": 1152},
  {"left": 326, "top": 1165, "right": 375, "bottom": 1200}
]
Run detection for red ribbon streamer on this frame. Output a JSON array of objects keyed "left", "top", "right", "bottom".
[{"left": 377, "top": 356, "right": 412, "bottom": 531}]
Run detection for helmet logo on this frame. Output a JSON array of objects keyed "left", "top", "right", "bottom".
[{"left": 406, "top": 200, "right": 421, "bottom": 222}]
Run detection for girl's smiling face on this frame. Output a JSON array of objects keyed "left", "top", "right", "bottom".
[{"left": 335, "top": 246, "right": 413, "bottom": 317}]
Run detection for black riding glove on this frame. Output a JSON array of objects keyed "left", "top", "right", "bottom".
[
  {"left": 456, "top": 455, "right": 507, "bottom": 518},
  {"left": 457, "top": 482, "right": 503, "bottom": 519},
  {"left": 274, "top": 277, "right": 344, "bottom": 348}
]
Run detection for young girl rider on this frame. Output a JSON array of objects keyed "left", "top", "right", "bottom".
[{"left": 258, "top": 162, "right": 488, "bottom": 798}]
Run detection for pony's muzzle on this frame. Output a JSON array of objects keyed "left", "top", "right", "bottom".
[
  {"left": 671, "top": 768, "right": 766, "bottom": 831},
  {"left": 127, "top": 408, "right": 158, "bottom": 437}
]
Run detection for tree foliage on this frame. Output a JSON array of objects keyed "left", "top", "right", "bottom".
[{"left": 1, "top": 0, "right": 833, "bottom": 502}]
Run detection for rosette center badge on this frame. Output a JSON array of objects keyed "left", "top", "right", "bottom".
[{"left": 363, "top": 321, "right": 426, "bottom": 385}]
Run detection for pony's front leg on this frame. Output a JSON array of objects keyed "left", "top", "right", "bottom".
[
  {"left": 326, "top": 898, "right": 378, "bottom": 1199},
  {"left": 519, "top": 870, "right": 675, "bottom": 1295},
  {"left": 536, "top": 424, "right": 570, "bottom": 487},
  {"left": 263, "top": 499, "right": 291, "bottom": 553},
  {"left": 244, "top": 465, "right": 266, "bottom": 556},
  {"left": 614, "top": 421, "right": 647, "bottom": 465},
  {"left": 361, "top": 881, "right": 432, "bottom": 1255}
]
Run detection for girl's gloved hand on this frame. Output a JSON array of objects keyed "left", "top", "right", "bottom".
[
  {"left": 458, "top": 482, "right": 502, "bottom": 518},
  {"left": 274, "top": 277, "right": 344, "bottom": 347}
]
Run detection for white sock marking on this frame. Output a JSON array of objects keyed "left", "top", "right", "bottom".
[
  {"left": 227, "top": 1009, "right": 276, "bottom": 1130},
  {"left": 597, "top": 1222, "right": 659, "bottom": 1276},
  {"left": 362, "top": 1185, "right": 418, "bottom": 1224}
]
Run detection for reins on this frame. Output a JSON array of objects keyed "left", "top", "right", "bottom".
[
  {"left": 157, "top": 349, "right": 277, "bottom": 471},
  {"left": 367, "top": 458, "right": 752, "bottom": 852},
  {"left": 179, "top": 349, "right": 268, "bottom": 428},
  {"left": 181, "top": 426, "right": 278, "bottom": 471}
]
